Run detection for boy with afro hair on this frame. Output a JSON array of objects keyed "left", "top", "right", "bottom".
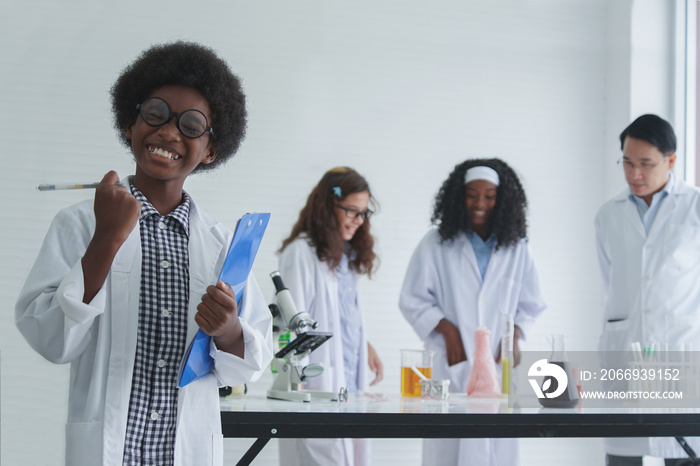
[{"left": 16, "top": 41, "right": 273, "bottom": 466}]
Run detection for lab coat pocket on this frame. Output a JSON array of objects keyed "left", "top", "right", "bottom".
[
  {"left": 601, "top": 319, "right": 630, "bottom": 352},
  {"left": 66, "top": 421, "right": 103, "bottom": 465},
  {"left": 663, "top": 224, "right": 700, "bottom": 273}
]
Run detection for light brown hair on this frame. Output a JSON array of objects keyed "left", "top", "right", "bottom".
[{"left": 280, "top": 167, "right": 378, "bottom": 277}]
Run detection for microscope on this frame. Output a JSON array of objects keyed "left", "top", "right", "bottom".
[{"left": 267, "top": 271, "right": 345, "bottom": 402}]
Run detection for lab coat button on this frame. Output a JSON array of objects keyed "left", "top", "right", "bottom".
[
  {"left": 161, "top": 260, "right": 170, "bottom": 269},
  {"left": 157, "top": 359, "right": 166, "bottom": 368},
  {"left": 150, "top": 412, "right": 160, "bottom": 420}
]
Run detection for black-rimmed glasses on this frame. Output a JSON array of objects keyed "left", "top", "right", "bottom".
[
  {"left": 335, "top": 204, "right": 374, "bottom": 220},
  {"left": 136, "top": 97, "right": 214, "bottom": 139}
]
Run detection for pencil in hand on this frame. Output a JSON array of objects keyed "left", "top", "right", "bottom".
[{"left": 37, "top": 181, "right": 125, "bottom": 191}]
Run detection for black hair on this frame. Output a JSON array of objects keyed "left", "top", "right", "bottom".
[
  {"left": 110, "top": 41, "right": 247, "bottom": 172},
  {"left": 619, "top": 114, "right": 676, "bottom": 156},
  {"left": 431, "top": 158, "right": 527, "bottom": 249}
]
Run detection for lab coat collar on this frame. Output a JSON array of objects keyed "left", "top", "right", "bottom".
[
  {"left": 613, "top": 172, "right": 682, "bottom": 239},
  {"left": 625, "top": 172, "right": 675, "bottom": 204},
  {"left": 672, "top": 176, "right": 694, "bottom": 196},
  {"left": 647, "top": 175, "right": 678, "bottom": 239},
  {"left": 613, "top": 172, "right": 682, "bottom": 203}
]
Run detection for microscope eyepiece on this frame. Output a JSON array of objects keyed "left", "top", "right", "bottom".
[{"left": 270, "top": 271, "right": 287, "bottom": 293}]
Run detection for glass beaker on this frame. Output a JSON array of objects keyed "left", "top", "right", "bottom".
[
  {"left": 549, "top": 334, "right": 568, "bottom": 361},
  {"left": 538, "top": 334, "right": 579, "bottom": 408},
  {"left": 401, "top": 349, "right": 434, "bottom": 397}
]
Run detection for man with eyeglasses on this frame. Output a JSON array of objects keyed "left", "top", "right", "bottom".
[{"left": 595, "top": 114, "right": 700, "bottom": 465}]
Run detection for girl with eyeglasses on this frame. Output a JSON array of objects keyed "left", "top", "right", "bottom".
[
  {"left": 399, "top": 158, "right": 546, "bottom": 466},
  {"left": 277, "top": 166, "right": 383, "bottom": 466}
]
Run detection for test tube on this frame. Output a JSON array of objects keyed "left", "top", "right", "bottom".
[{"left": 501, "top": 314, "right": 514, "bottom": 395}]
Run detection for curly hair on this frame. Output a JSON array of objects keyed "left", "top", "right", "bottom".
[
  {"left": 432, "top": 158, "right": 527, "bottom": 249},
  {"left": 280, "top": 167, "right": 378, "bottom": 277},
  {"left": 110, "top": 41, "right": 247, "bottom": 172}
]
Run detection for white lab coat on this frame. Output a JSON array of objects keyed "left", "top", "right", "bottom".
[
  {"left": 277, "top": 236, "right": 371, "bottom": 466},
  {"left": 15, "top": 193, "right": 273, "bottom": 466},
  {"left": 400, "top": 229, "right": 546, "bottom": 466},
  {"left": 595, "top": 178, "right": 700, "bottom": 458}
]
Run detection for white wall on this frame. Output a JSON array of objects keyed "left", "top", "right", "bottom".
[
  {"left": 0, "top": 1, "right": 683, "bottom": 465},
  {"left": 604, "top": 0, "right": 686, "bottom": 201}
]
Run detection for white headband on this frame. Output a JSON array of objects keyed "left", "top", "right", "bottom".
[{"left": 464, "top": 166, "right": 500, "bottom": 186}]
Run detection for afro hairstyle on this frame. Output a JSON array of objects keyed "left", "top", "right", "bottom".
[{"left": 110, "top": 41, "right": 247, "bottom": 173}]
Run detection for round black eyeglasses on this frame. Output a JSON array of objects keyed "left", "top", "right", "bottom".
[{"left": 136, "top": 97, "right": 213, "bottom": 139}]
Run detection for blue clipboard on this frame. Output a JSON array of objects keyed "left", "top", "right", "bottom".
[{"left": 178, "top": 212, "right": 271, "bottom": 388}]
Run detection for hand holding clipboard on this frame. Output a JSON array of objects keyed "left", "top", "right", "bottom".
[{"left": 178, "top": 213, "right": 271, "bottom": 388}]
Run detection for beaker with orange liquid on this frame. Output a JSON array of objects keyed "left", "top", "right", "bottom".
[{"left": 400, "top": 349, "right": 434, "bottom": 397}]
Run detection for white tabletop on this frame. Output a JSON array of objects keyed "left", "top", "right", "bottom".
[{"left": 220, "top": 389, "right": 700, "bottom": 439}]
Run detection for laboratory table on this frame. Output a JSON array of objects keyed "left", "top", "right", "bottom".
[{"left": 220, "top": 392, "right": 700, "bottom": 465}]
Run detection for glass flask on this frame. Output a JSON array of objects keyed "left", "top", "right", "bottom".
[{"left": 538, "top": 334, "right": 579, "bottom": 408}]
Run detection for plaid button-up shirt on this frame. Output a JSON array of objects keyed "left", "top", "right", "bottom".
[{"left": 123, "top": 185, "right": 191, "bottom": 465}]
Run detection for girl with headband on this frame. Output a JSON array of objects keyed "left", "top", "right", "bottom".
[
  {"left": 399, "top": 158, "right": 546, "bottom": 466},
  {"left": 277, "top": 167, "right": 383, "bottom": 466}
]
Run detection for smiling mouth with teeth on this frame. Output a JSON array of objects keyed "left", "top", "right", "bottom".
[{"left": 148, "top": 145, "right": 181, "bottom": 160}]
